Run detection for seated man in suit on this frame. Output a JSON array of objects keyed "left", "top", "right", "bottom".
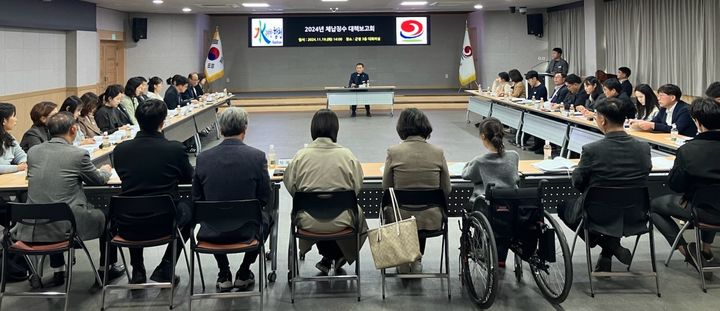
[
  {"left": 348, "top": 63, "right": 371, "bottom": 117},
  {"left": 629, "top": 84, "right": 698, "bottom": 137},
  {"left": 552, "top": 74, "right": 588, "bottom": 111},
  {"left": 602, "top": 78, "right": 636, "bottom": 120},
  {"left": 617, "top": 67, "right": 633, "bottom": 97},
  {"left": 650, "top": 98, "right": 720, "bottom": 277},
  {"left": 14, "top": 112, "right": 124, "bottom": 286},
  {"left": 706, "top": 82, "right": 720, "bottom": 101},
  {"left": 192, "top": 107, "right": 272, "bottom": 292},
  {"left": 558, "top": 98, "right": 652, "bottom": 272},
  {"left": 525, "top": 70, "right": 549, "bottom": 154},
  {"left": 182, "top": 72, "right": 204, "bottom": 101},
  {"left": 164, "top": 75, "right": 197, "bottom": 110},
  {"left": 113, "top": 99, "right": 194, "bottom": 286},
  {"left": 549, "top": 72, "right": 569, "bottom": 104}
]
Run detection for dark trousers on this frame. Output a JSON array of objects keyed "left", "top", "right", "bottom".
[
  {"left": 558, "top": 199, "right": 622, "bottom": 258},
  {"left": 351, "top": 105, "right": 370, "bottom": 113},
  {"left": 650, "top": 194, "right": 717, "bottom": 249},
  {"left": 317, "top": 241, "right": 343, "bottom": 260},
  {"left": 49, "top": 208, "right": 118, "bottom": 269},
  {"left": 214, "top": 222, "right": 271, "bottom": 273},
  {"left": 128, "top": 200, "right": 192, "bottom": 272}
]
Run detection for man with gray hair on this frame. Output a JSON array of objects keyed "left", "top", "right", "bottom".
[
  {"left": 192, "top": 107, "right": 272, "bottom": 292},
  {"left": 14, "top": 111, "right": 124, "bottom": 287}
]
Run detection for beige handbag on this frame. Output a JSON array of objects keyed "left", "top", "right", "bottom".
[{"left": 368, "top": 188, "right": 422, "bottom": 269}]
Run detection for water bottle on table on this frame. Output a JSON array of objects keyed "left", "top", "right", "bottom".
[
  {"left": 268, "top": 144, "right": 277, "bottom": 169},
  {"left": 670, "top": 124, "right": 678, "bottom": 142},
  {"left": 543, "top": 142, "right": 552, "bottom": 160}
]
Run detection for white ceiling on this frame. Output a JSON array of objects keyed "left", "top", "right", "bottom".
[{"left": 85, "top": 0, "right": 579, "bottom": 14}]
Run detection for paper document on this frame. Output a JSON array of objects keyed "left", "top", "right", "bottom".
[
  {"left": 110, "top": 169, "right": 119, "bottom": 181},
  {"left": 532, "top": 157, "right": 576, "bottom": 172},
  {"left": 651, "top": 157, "right": 674, "bottom": 171},
  {"left": 448, "top": 162, "right": 467, "bottom": 176}
]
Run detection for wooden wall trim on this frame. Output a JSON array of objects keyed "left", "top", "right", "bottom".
[
  {"left": 0, "top": 85, "right": 100, "bottom": 101},
  {"left": 98, "top": 29, "right": 124, "bottom": 41}
]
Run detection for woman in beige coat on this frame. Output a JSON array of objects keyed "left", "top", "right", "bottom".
[
  {"left": 284, "top": 109, "right": 367, "bottom": 274},
  {"left": 382, "top": 108, "right": 451, "bottom": 273}
]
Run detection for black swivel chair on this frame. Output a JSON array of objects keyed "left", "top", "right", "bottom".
[
  {"left": 570, "top": 186, "right": 660, "bottom": 297},
  {"left": 379, "top": 188, "right": 450, "bottom": 300},
  {"left": 189, "top": 200, "right": 267, "bottom": 310},
  {"left": 289, "top": 191, "right": 361, "bottom": 303},
  {"left": 1, "top": 202, "right": 102, "bottom": 311}
]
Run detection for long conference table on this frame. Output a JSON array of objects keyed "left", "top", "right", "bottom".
[
  {"left": 87, "top": 95, "right": 233, "bottom": 166},
  {"left": 325, "top": 86, "right": 396, "bottom": 116},
  {"left": 465, "top": 90, "right": 685, "bottom": 156}
]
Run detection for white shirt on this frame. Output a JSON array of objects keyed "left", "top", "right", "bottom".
[
  {"left": 147, "top": 92, "right": 163, "bottom": 100},
  {"left": 665, "top": 102, "right": 677, "bottom": 126}
]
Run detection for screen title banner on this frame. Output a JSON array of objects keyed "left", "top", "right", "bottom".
[{"left": 250, "top": 16, "right": 429, "bottom": 47}]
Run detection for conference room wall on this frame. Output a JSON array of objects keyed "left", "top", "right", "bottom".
[
  {"left": 468, "top": 10, "right": 549, "bottom": 90},
  {"left": 209, "top": 14, "right": 466, "bottom": 92},
  {"left": 124, "top": 13, "right": 210, "bottom": 82}
]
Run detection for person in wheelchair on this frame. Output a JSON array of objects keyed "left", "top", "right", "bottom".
[
  {"left": 462, "top": 117, "right": 519, "bottom": 267},
  {"left": 558, "top": 98, "right": 652, "bottom": 272}
]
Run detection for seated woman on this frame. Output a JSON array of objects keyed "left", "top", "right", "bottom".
[
  {"left": 508, "top": 69, "right": 526, "bottom": 98},
  {"left": 577, "top": 76, "right": 604, "bottom": 116},
  {"left": 60, "top": 96, "right": 95, "bottom": 145},
  {"left": 491, "top": 72, "right": 513, "bottom": 97},
  {"left": 20, "top": 101, "right": 58, "bottom": 152},
  {"left": 462, "top": 117, "right": 519, "bottom": 267},
  {"left": 0, "top": 103, "right": 28, "bottom": 174},
  {"left": 120, "top": 77, "right": 145, "bottom": 125},
  {"left": 382, "top": 108, "right": 451, "bottom": 273},
  {"left": 633, "top": 84, "right": 660, "bottom": 121},
  {"left": 95, "top": 84, "right": 131, "bottom": 134},
  {"left": 146, "top": 77, "right": 164, "bottom": 101},
  {"left": 283, "top": 109, "right": 367, "bottom": 274},
  {"left": 78, "top": 92, "right": 103, "bottom": 137}
]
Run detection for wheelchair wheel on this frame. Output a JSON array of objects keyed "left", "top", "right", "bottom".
[
  {"left": 461, "top": 211, "right": 498, "bottom": 309},
  {"left": 530, "top": 211, "right": 573, "bottom": 305}
]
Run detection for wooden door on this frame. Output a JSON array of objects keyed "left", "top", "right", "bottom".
[{"left": 99, "top": 41, "right": 125, "bottom": 92}]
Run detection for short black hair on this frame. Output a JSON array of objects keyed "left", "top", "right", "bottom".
[
  {"left": 705, "top": 82, "right": 720, "bottom": 98},
  {"left": 498, "top": 72, "right": 510, "bottom": 82},
  {"left": 60, "top": 95, "right": 83, "bottom": 114},
  {"left": 657, "top": 84, "right": 682, "bottom": 100},
  {"left": 173, "top": 75, "right": 189, "bottom": 86},
  {"left": 135, "top": 99, "right": 168, "bottom": 132},
  {"left": 552, "top": 47, "right": 563, "bottom": 54},
  {"left": 396, "top": 108, "right": 433, "bottom": 140},
  {"left": 690, "top": 97, "right": 720, "bottom": 130},
  {"left": 356, "top": 63, "right": 364, "bottom": 68},
  {"left": 595, "top": 98, "right": 627, "bottom": 125},
  {"left": 148, "top": 76, "right": 163, "bottom": 92},
  {"left": 554, "top": 72, "right": 567, "bottom": 79},
  {"left": 525, "top": 70, "right": 539, "bottom": 80},
  {"left": 310, "top": 109, "right": 339, "bottom": 143},
  {"left": 566, "top": 74, "right": 582, "bottom": 84},
  {"left": 603, "top": 78, "right": 623, "bottom": 93},
  {"left": 124, "top": 77, "right": 144, "bottom": 97},
  {"left": 47, "top": 111, "right": 76, "bottom": 137},
  {"left": 508, "top": 69, "right": 523, "bottom": 83},
  {"left": 618, "top": 67, "right": 631, "bottom": 77}
]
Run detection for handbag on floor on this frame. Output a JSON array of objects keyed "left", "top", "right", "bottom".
[{"left": 367, "top": 187, "right": 421, "bottom": 269}]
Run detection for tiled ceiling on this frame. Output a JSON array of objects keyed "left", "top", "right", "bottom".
[{"left": 85, "top": 0, "right": 579, "bottom": 14}]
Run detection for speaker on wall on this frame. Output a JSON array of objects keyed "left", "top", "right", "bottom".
[
  {"left": 132, "top": 18, "right": 147, "bottom": 42},
  {"left": 527, "top": 14, "right": 543, "bottom": 37}
]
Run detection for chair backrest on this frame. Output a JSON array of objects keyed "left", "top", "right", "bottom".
[
  {"left": 193, "top": 200, "right": 263, "bottom": 240},
  {"left": 108, "top": 195, "right": 176, "bottom": 240},
  {"left": 6, "top": 202, "right": 77, "bottom": 240},
  {"left": 381, "top": 188, "right": 448, "bottom": 215},
  {"left": 583, "top": 186, "right": 650, "bottom": 237},
  {"left": 292, "top": 191, "right": 358, "bottom": 222},
  {"left": 483, "top": 183, "right": 545, "bottom": 233},
  {"left": 691, "top": 185, "right": 720, "bottom": 225}
]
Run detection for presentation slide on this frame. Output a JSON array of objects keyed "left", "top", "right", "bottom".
[{"left": 249, "top": 16, "right": 429, "bottom": 47}]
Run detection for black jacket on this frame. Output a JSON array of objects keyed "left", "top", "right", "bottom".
[
  {"left": 572, "top": 131, "right": 651, "bottom": 193},
  {"left": 20, "top": 125, "right": 51, "bottom": 152},
  {"left": 348, "top": 72, "right": 369, "bottom": 87},
  {"left": 651, "top": 100, "right": 698, "bottom": 137},
  {"left": 182, "top": 85, "right": 204, "bottom": 101},
  {"left": 164, "top": 86, "right": 191, "bottom": 110},
  {"left": 668, "top": 131, "right": 720, "bottom": 200},
  {"left": 94, "top": 105, "right": 130, "bottom": 134},
  {"left": 620, "top": 80, "right": 633, "bottom": 98},
  {"left": 564, "top": 89, "right": 589, "bottom": 109},
  {"left": 550, "top": 85, "right": 569, "bottom": 104},
  {"left": 113, "top": 131, "right": 193, "bottom": 201},
  {"left": 192, "top": 139, "right": 272, "bottom": 241}
]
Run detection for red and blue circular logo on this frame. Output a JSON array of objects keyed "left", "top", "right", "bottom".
[
  {"left": 463, "top": 45, "right": 473, "bottom": 57},
  {"left": 207, "top": 47, "right": 220, "bottom": 61},
  {"left": 400, "top": 19, "right": 424, "bottom": 39}
]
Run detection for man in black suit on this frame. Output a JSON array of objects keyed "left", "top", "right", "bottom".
[
  {"left": 113, "top": 99, "right": 194, "bottom": 286},
  {"left": 602, "top": 78, "right": 636, "bottom": 120},
  {"left": 559, "top": 98, "right": 652, "bottom": 272},
  {"left": 560, "top": 73, "right": 589, "bottom": 110},
  {"left": 348, "top": 63, "right": 370, "bottom": 117},
  {"left": 182, "top": 72, "right": 205, "bottom": 101},
  {"left": 549, "top": 72, "right": 569, "bottom": 104},
  {"left": 617, "top": 67, "right": 633, "bottom": 97},
  {"left": 629, "top": 84, "right": 698, "bottom": 137},
  {"left": 650, "top": 98, "right": 720, "bottom": 277},
  {"left": 192, "top": 107, "right": 272, "bottom": 292},
  {"left": 164, "top": 75, "right": 196, "bottom": 110}
]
